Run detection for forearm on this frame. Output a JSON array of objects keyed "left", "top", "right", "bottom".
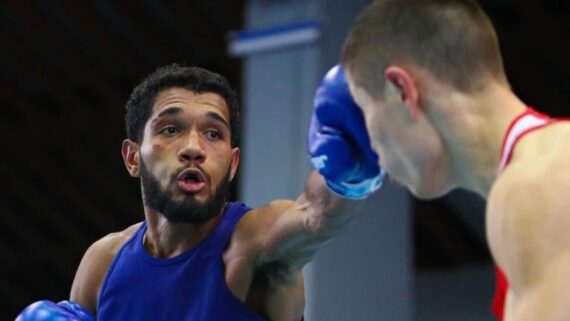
[
  {"left": 258, "top": 64, "right": 380, "bottom": 266},
  {"left": 301, "top": 171, "right": 366, "bottom": 237}
]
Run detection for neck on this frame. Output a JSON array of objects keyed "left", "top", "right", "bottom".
[
  {"left": 431, "top": 82, "right": 527, "bottom": 198},
  {"left": 142, "top": 206, "right": 224, "bottom": 258}
]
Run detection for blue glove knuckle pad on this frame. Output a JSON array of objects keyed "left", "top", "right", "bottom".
[
  {"left": 15, "top": 300, "right": 94, "bottom": 321},
  {"left": 308, "top": 65, "right": 384, "bottom": 199}
]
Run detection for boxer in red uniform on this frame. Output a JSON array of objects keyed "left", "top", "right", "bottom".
[{"left": 342, "top": 0, "right": 570, "bottom": 320}]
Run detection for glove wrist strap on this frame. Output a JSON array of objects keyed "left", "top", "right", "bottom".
[{"left": 324, "top": 173, "right": 384, "bottom": 199}]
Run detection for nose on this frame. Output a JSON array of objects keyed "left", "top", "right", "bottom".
[{"left": 178, "top": 130, "right": 206, "bottom": 164}]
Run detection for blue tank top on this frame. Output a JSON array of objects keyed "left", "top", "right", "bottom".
[{"left": 97, "top": 202, "right": 267, "bottom": 321}]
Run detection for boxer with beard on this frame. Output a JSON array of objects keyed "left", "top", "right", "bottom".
[{"left": 15, "top": 63, "right": 384, "bottom": 321}]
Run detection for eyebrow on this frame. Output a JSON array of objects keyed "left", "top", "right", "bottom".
[
  {"left": 152, "top": 107, "right": 230, "bottom": 130},
  {"left": 206, "top": 112, "right": 230, "bottom": 131},
  {"left": 155, "top": 107, "right": 183, "bottom": 120}
]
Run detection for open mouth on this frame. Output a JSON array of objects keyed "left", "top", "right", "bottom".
[{"left": 177, "top": 168, "right": 207, "bottom": 193}]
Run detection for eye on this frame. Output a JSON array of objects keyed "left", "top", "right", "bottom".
[
  {"left": 205, "top": 129, "right": 222, "bottom": 141},
  {"left": 159, "top": 126, "right": 179, "bottom": 136}
]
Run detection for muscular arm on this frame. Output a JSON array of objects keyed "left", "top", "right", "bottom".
[
  {"left": 490, "top": 134, "right": 570, "bottom": 321},
  {"left": 507, "top": 183, "right": 570, "bottom": 321},
  {"left": 240, "top": 171, "right": 367, "bottom": 272},
  {"left": 234, "top": 65, "right": 380, "bottom": 275},
  {"left": 70, "top": 225, "right": 139, "bottom": 316}
]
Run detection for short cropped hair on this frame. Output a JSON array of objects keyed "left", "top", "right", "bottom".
[
  {"left": 125, "top": 64, "right": 240, "bottom": 147},
  {"left": 342, "top": 0, "right": 507, "bottom": 96}
]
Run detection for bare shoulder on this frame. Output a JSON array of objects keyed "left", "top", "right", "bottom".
[
  {"left": 237, "top": 200, "right": 296, "bottom": 231},
  {"left": 70, "top": 222, "right": 142, "bottom": 315},
  {"left": 229, "top": 200, "right": 295, "bottom": 255},
  {"left": 225, "top": 201, "right": 305, "bottom": 320},
  {"left": 490, "top": 124, "right": 570, "bottom": 219},
  {"left": 488, "top": 123, "right": 570, "bottom": 291},
  {"left": 225, "top": 199, "right": 298, "bottom": 283},
  {"left": 497, "top": 121, "right": 570, "bottom": 196},
  {"left": 522, "top": 122, "right": 570, "bottom": 172}
]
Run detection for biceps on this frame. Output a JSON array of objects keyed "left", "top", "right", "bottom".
[
  {"left": 69, "top": 244, "right": 111, "bottom": 316},
  {"left": 70, "top": 259, "right": 99, "bottom": 315},
  {"left": 259, "top": 199, "right": 325, "bottom": 268}
]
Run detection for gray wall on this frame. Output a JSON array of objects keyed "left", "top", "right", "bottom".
[{"left": 415, "top": 264, "right": 496, "bottom": 321}]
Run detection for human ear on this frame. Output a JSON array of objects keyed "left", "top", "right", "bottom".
[
  {"left": 385, "top": 65, "right": 420, "bottom": 118},
  {"left": 121, "top": 139, "right": 140, "bottom": 177}
]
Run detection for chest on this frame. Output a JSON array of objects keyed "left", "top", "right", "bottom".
[{"left": 97, "top": 236, "right": 273, "bottom": 321}]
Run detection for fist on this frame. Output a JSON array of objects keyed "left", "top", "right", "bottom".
[{"left": 307, "top": 65, "right": 384, "bottom": 199}]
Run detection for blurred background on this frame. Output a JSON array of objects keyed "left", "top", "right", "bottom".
[{"left": 1, "top": 0, "right": 568, "bottom": 320}]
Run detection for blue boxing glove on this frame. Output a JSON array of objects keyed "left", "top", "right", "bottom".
[
  {"left": 308, "top": 65, "right": 384, "bottom": 199},
  {"left": 15, "top": 300, "right": 95, "bottom": 321}
]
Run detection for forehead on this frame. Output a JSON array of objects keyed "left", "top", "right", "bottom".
[{"left": 151, "top": 87, "right": 230, "bottom": 119}]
